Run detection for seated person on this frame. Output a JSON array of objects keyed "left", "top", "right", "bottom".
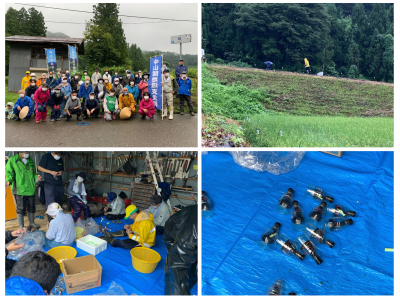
[
  {"left": 65, "top": 90, "right": 82, "bottom": 121},
  {"left": 139, "top": 91, "right": 156, "bottom": 120},
  {"left": 90, "top": 192, "right": 126, "bottom": 220},
  {"left": 99, "top": 205, "right": 156, "bottom": 249},
  {"left": 25, "top": 79, "right": 39, "bottom": 100},
  {"left": 67, "top": 172, "right": 91, "bottom": 222},
  {"left": 103, "top": 88, "right": 119, "bottom": 121},
  {"left": 145, "top": 195, "right": 171, "bottom": 235},
  {"left": 83, "top": 92, "right": 101, "bottom": 119},
  {"left": 5, "top": 102, "right": 16, "bottom": 120},
  {"left": 13, "top": 91, "right": 34, "bottom": 121},
  {"left": 41, "top": 203, "right": 76, "bottom": 249},
  {"left": 48, "top": 85, "right": 64, "bottom": 121},
  {"left": 118, "top": 87, "right": 136, "bottom": 118},
  {"left": 5, "top": 228, "right": 26, "bottom": 279},
  {"left": 6, "top": 251, "right": 61, "bottom": 295}
]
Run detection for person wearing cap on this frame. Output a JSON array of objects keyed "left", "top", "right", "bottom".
[
  {"left": 29, "top": 73, "right": 37, "bottom": 82},
  {"left": 5, "top": 152, "right": 42, "bottom": 230},
  {"left": 13, "top": 91, "right": 34, "bottom": 121},
  {"left": 41, "top": 203, "right": 76, "bottom": 248},
  {"left": 118, "top": 74, "right": 124, "bottom": 85},
  {"left": 178, "top": 71, "right": 195, "bottom": 116},
  {"left": 138, "top": 72, "right": 149, "bottom": 94},
  {"left": 48, "top": 85, "right": 64, "bottom": 121},
  {"left": 57, "top": 72, "right": 70, "bottom": 85},
  {"left": 5, "top": 102, "right": 16, "bottom": 120},
  {"left": 103, "top": 69, "right": 112, "bottom": 82},
  {"left": 21, "top": 71, "right": 31, "bottom": 90},
  {"left": 137, "top": 70, "right": 142, "bottom": 80},
  {"left": 103, "top": 88, "right": 119, "bottom": 121},
  {"left": 90, "top": 192, "right": 126, "bottom": 220},
  {"left": 25, "top": 79, "right": 39, "bottom": 100},
  {"left": 5, "top": 228, "right": 27, "bottom": 279},
  {"left": 99, "top": 205, "right": 156, "bottom": 249},
  {"left": 38, "top": 152, "right": 64, "bottom": 222},
  {"left": 59, "top": 76, "right": 72, "bottom": 117},
  {"left": 139, "top": 91, "right": 156, "bottom": 120},
  {"left": 67, "top": 172, "right": 91, "bottom": 222},
  {"left": 162, "top": 62, "right": 168, "bottom": 73},
  {"left": 91, "top": 68, "right": 102, "bottom": 87},
  {"left": 81, "top": 70, "right": 89, "bottom": 82},
  {"left": 161, "top": 68, "right": 179, "bottom": 120},
  {"left": 94, "top": 77, "right": 107, "bottom": 112},
  {"left": 83, "top": 92, "right": 100, "bottom": 119},
  {"left": 122, "top": 70, "right": 132, "bottom": 87},
  {"left": 36, "top": 73, "right": 47, "bottom": 88},
  {"left": 78, "top": 77, "right": 93, "bottom": 102},
  {"left": 126, "top": 77, "right": 139, "bottom": 100},
  {"left": 175, "top": 59, "right": 188, "bottom": 78},
  {"left": 112, "top": 70, "right": 119, "bottom": 84},
  {"left": 118, "top": 87, "right": 136, "bottom": 118},
  {"left": 64, "top": 90, "right": 82, "bottom": 121},
  {"left": 70, "top": 73, "right": 80, "bottom": 91},
  {"left": 112, "top": 77, "right": 124, "bottom": 98},
  {"left": 145, "top": 195, "right": 171, "bottom": 235},
  {"left": 33, "top": 83, "right": 50, "bottom": 123},
  {"left": 45, "top": 72, "right": 58, "bottom": 92}
]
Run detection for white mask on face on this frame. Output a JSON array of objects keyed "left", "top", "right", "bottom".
[
  {"left": 42, "top": 88, "right": 48, "bottom": 92},
  {"left": 183, "top": 75, "right": 187, "bottom": 79},
  {"left": 66, "top": 71, "right": 69, "bottom": 74},
  {"left": 71, "top": 96, "right": 77, "bottom": 100},
  {"left": 31, "top": 83, "right": 35, "bottom": 86},
  {"left": 75, "top": 76, "right": 79, "bottom": 79},
  {"left": 19, "top": 94, "right": 25, "bottom": 98},
  {"left": 23, "top": 153, "right": 30, "bottom": 159},
  {"left": 130, "top": 82, "right": 134, "bottom": 85},
  {"left": 54, "top": 155, "right": 61, "bottom": 160},
  {"left": 55, "top": 90, "right": 60, "bottom": 94},
  {"left": 114, "top": 82, "right": 119, "bottom": 85},
  {"left": 77, "top": 176, "right": 84, "bottom": 183},
  {"left": 85, "top": 81, "right": 90, "bottom": 85},
  {"left": 105, "top": 80, "right": 109, "bottom": 83},
  {"left": 90, "top": 96, "right": 94, "bottom": 100},
  {"left": 31, "top": 77, "right": 36, "bottom": 80},
  {"left": 110, "top": 93, "right": 115, "bottom": 96},
  {"left": 105, "top": 72, "right": 108, "bottom": 75},
  {"left": 135, "top": 75, "right": 138, "bottom": 78},
  {"left": 164, "top": 73, "right": 170, "bottom": 77},
  {"left": 163, "top": 65, "right": 166, "bottom": 68},
  {"left": 127, "top": 74, "right": 131, "bottom": 78},
  {"left": 143, "top": 76, "right": 148, "bottom": 80},
  {"left": 144, "top": 96, "right": 149, "bottom": 100},
  {"left": 63, "top": 80, "right": 67, "bottom": 83},
  {"left": 84, "top": 73, "right": 87, "bottom": 76}
]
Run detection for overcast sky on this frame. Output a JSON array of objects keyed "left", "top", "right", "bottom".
[{"left": 6, "top": 3, "right": 198, "bottom": 54}]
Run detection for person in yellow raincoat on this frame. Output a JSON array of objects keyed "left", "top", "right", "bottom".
[
  {"left": 104, "top": 78, "right": 112, "bottom": 92},
  {"left": 304, "top": 58, "right": 310, "bottom": 74},
  {"left": 118, "top": 87, "right": 136, "bottom": 118},
  {"left": 99, "top": 204, "right": 156, "bottom": 249},
  {"left": 21, "top": 71, "right": 31, "bottom": 90}
]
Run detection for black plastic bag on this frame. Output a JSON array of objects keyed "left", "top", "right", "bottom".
[{"left": 163, "top": 205, "right": 198, "bottom": 295}]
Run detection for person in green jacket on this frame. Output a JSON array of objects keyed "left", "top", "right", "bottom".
[{"left": 5, "top": 152, "right": 42, "bottom": 230}]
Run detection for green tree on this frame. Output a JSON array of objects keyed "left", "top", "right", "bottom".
[
  {"left": 347, "top": 40, "right": 360, "bottom": 71},
  {"left": 26, "top": 8, "right": 46, "bottom": 37},
  {"left": 382, "top": 34, "right": 393, "bottom": 82}
]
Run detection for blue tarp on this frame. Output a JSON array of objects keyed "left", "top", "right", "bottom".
[
  {"left": 202, "top": 151, "right": 393, "bottom": 295},
  {"left": 44, "top": 217, "right": 197, "bottom": 296}
]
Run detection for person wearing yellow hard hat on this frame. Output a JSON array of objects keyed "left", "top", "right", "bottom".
[{"left": 99, "top": 204, "right": 156, "bottom": 249}]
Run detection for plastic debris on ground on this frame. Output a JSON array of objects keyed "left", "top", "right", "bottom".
[
  {"left": 202, "top": 151, "right": 393, "bottom": 295},
  {"left": 50, "top": 275, "right": 65, "bottom": 296},
  {"left": 6, "top": 231, "right": 46, "bottom": 261}
]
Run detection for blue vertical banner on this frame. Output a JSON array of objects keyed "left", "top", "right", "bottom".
[
  {"left": 149, "top": 55, "right": 163, "bottom": 110},
  {"left": 68, "top": 45, "right": 78, "bottom": 74},
  {"left": 45, "top": 49, "right": 57, "bottom": 74}
]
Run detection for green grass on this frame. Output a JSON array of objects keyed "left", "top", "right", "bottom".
[{"left": 242, "top": 114, "right": 393, "bottom": 147}]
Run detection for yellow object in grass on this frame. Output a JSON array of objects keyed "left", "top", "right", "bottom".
[
  {"left": 130, "top": 247, "right": 161, "bottom": 274},
  {"left": 47, "top": 246, "right": 77, "bottom": 272}
]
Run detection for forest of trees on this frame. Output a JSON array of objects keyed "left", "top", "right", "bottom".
[{"left": 202, "top": 3, "right": 394, "bottom": 82}]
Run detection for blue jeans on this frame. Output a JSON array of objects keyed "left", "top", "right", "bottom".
[
  {"left": 50, "top": 106, "right": 61, "bottom": 120},
  {"left": 40, "top": 231, "right": 74, "bottom": 249},
  {"left": 59, "top": 97, "right": 68, "bottom": 114}
]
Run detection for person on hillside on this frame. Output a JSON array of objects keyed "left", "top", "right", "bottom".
[
  {"left": 59, "top": 77, "right": 72, "bottom": 117},
  {"left": 112, "top": 70, "right": 119, "bottom": 84},
  {"left": 175, "top": 59, "right": 188, "bottom": 78},
  {"left": 139, "top": 91, "right": 156, "bottom": 120},
  {"left": 91, "top": 68, "right": 102, "bottom": 87},
  {"left": 33, "top": 83, "right": 50, "bottom": 123},
  {"left": 21, "top": 71, "right": 31, "bottom": 90},
  {"left": 264, "top": 61, "right": 273, "bottom": 70},
  {"left": 64, "top": 90, "right": 82, "bottom": 121},
  {"left": 138, "top": 72, "right": 149, "bottom": 94},
  {"left": 112, "top": 78, "right": 123, "bottom": 98},
  {"left": 45, "top": 72, "right": 58, "bottom": 93},
  {"left": 178, "top": 71, "right": 195, "bottom": 116},
  {"left": 103, "top": 88, "right": 119, "bottom": 121},
  {"left": 13, "top": 92, "right": 34, "bottom": 121},
  {"left": 83, "top": 92, "right": 101, "bottom": 119},
  {"left": 78, "top": 77, "right": 93, "bottom": 102},
  {"left": 70, "top": 73, "right": 80, "bottom": 91},
  {"left": 105, "top": 78, "right": 112, "bottom": 92},
  {"left": 48, "top": 86, "right": 64, "bottom": 121},
  {"left": 145, "top": 195, "right": 170, "bottom": 235},
  {"left": 36, "top": 73, "right": 47, "bottom": 88},
  {"left": 99, "top": 205, "right": 156, "bottom": 249},
  {"left": 90, "top": 192, "right": 126, "bottom": 220},
  {"left": 118, "top": 87, "right": 136, "bottom": 119},
  {"left": 126, "top": 77, "right": 139, "bottom": 100},
  {"left": 304, "top": 58, "right": 310, "bottom": 74},
  {"left": 67, "top": 172, "right": 91, "bottom": 222},
  {"left": 161, "top": 68, "right": 179, "bottom": 120},
  {"left": 94, "top": 78, "right": 107, "bottom": 112},
  {"left": 81, "top": 70, "right": 89, "bottom": 82},
  {"left": 103, "top": 69, "right": 112, "bottom": 82}
]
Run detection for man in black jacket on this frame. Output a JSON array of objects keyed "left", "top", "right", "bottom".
[
  {"left": 70, "top": 73, "right": 80, "bottom": 91},
  {"left": 5, "top": 228, "right": 26, "bottom": 279}
]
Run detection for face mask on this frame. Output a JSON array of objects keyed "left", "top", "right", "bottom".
[
  {"left": 119, "top": 77, "right": 123, "bottom": 80},
  {"left": 114, "top": 82, "right": 119, "bottom": 85},
  {"left": 19, "top": 94, "right": 24, "bottom": 98},
  {"left": 110, "top": 93, "right": 115, "bottom": 97},
  {"left": 49, "top": 75, "right": 53, "bottom": 78},
  {"left": 130, "top": 82, "right": 134, "bottom": 86},
  {"left": 54, "top": 155, "right": 61, "bottom": 160},
  {"left": 99, "top": 81, "right": 103, "bottom": 85},
  {"left": 42, "top": 88, "right": 47, "bottom": 92},
  {"left": 63, "top": 80, "right": 67, "bottom": 83},
  {"left": 85, "top": 81, "right": 90, "bottom": 85},
  {"left": 183, "top": 75, "right": 187, "bottom": 79},
  {"left": 144, "top": 96, "right": 149, "bottom": 100},
  {"left": 152, "top": 205, "right": 159, "bottom": 209},
  {"left": 75, "top": 76, "right": 78, "bottom": 79},
  {"left": 23, "top": 153, "right": 30, "bottom": 159},
  {"left": 71, "top": 96, "right": 77, "bottom": 100},
  {"left": 31, "top": 83, "right": 35, "bottom": 86},
  {"left": 55, "top": 90, "right": 60, "bottom": 94},
  {"left": 124, "top": 92, "right": 128, "bottom": 95},
  {"left": 84, "top": 73, "right": 87, "bottom": 75},
  {"left": 57, "top": 73, "right": 61, "bottom": 75},
  {"left": 115, "top": 73, "right": 118, "bottom": 76},
  {"left": 165, "top": 73, "right": 170, "bottom": 77},
  {"left": 105, "top": 72, "right": 108, "bottom": 75},
  {"left": 127, "top": 74, "right": 131, "bottom": 78},
  {"left": 90, "top": 96, "right": 95, "bottom": 100},
  {"left": 135, "top": 75, "right": 138, "bottom": 78},
  {"left": 66, "top": 71, "right": 69, "bottom": 74},
  {"left": 105, "top": 80, "right": 109, "bottom": 83},
  {"left": 77, "top": 176, "right": 84, "bottom": 183},
  {"left": 163, "top": 65, "right": 166, "bottom": 68},
  {"left": 143, "top": 76, "right": 148, "bottom": 80}
]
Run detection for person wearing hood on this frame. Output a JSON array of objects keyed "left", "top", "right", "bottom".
[
  {"left": 138, "top": 72, "right": 150, "bottom": 94},
  {"left": 118, "top": 87, "right": 136, "bottom": 118},
  {"left": 90, "top": 192, "right": 126, "bottom": 220},
  {"left": 67, "top": 172, "right": 91, "bottom": 222},
  {"left": 112, "top": 77, "right": 124, "bottom": 98},
  {"left": 48, "top": 85, "right": 64, "bottom": 121},
  {"left": 112, "top": 70, "right": 119, "bottom": 84},
  {"left": 304, "top": 58, "right": 310, "bottom": 74},
  {"left": 45, "top": 72, "right": 58, "bottom": 92},
  {"left": 70, "top": 73, "right": 80, "bottom": 93},
  {"left": 103, "top": 69, "right": 112, "bottom": 82},
  {"left": 41, "top": 203, "right": 76, "bottom": 248},
  {"left": 91, "top": 68, "right": 102, "bottom": 87},
  {"left": 161, "top": 68, "right": 179, "bottom": 120},
  {"left": 145, "top": 195, "right": 171, "bottom": 235},
  {"left": 33, "top": 83, "right": 50, "bottom": 123},
  {"left": 99, "top": 205, "right": 156, "bottom": 249},
  {"left": 178, "top": 71, "right": 195, "bottom": 116},
  {"left": 126, "top": 77, "right": 139, "bottom": 100},
  {"left": 36, "top": 73, "right": 47, "bottom": 88},
  {"left": 5, "top": 152, "right": 42, "bottom": 230},
  {"left": 78, "top": 77, "right": 93, "bottom": 102},
  {"left": 5, "top": 228, "right": 26, "bottom": 279},
  {"left": 21, "top": 71, "right": 31, "bottom": 90},
  {"left": 83, "top": 92, "right": 101, "bottom": 119},
  {"left": 94, "top": 77, "right": 107, "bottom": 112},
  {"left": 6, "top": 251, "right": 61, "bottom": 295},
  {"left": 139, "top": 91, "right": 156, "bottom": 120},
  {"left": 59, "top": 76, "right": 72, "bottom": 117},
  {"left": 64, "top": 90, "right": 82, "bottom": 121},
  {"left": 122, "top": 70, "right": 132, "bottom": 87},
  {"left": 13, "top": 92, "right": 34, "bottom": 121},
  {"left": 5, "top": 102, "right": 16, "bottom": 120},
  {"left": 103, "top": 88, "right": 119, "bottom": 121}
]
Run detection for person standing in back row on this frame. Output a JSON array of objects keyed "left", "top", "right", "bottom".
[
  {"left": 177, "top": 71, "right": 195, "bottom": 116},
  {"left": 38, "top": 152, "right": 64, "bottom": 222},
  {"left": 175, "top": 59, "right": 188, "bottom": 78}
]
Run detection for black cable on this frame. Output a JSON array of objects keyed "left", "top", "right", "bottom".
[{"left": 45, "top": 20, "right": 176, "bottom": 25}]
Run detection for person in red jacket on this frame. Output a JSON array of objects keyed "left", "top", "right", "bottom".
[
  {"left": 138, "top": 72, "right": 149, "bottom": 94},
  {"left": 139, "top": 92, "right": 156, "bottom": 120},
  {"left": 33, "top": 83, "right": 50, "bottom": 123}
]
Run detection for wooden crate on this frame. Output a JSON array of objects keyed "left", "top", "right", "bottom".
[{"left": 131, "top": 182, "right": 155, "bottom": 210}]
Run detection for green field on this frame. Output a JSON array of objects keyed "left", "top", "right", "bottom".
[{"left": 202, "top": 64, "right": 394, "bottom": 147}]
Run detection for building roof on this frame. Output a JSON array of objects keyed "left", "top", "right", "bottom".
[{"left": 5, "top": 35, "right": 84, "bottom": 44}]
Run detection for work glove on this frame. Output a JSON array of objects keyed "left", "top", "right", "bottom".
[
  {"left": 76, "top": 194, "right": 82, "bottom": 200},
  {"left": 37, "top": 104, "right": 42, "bottom": 111}
]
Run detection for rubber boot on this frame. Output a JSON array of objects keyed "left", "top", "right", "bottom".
[
  {"left": 28, "top": 213, "right": 40, "bottom": 229},
  {"left": 105, "top": 229, "right": 127, "bottom": 238},
  {"left": 77, "top": 114, "right": 82, "bottom": 121},
  {"left": 162, "top": 106, "right": 168, "bottom": 117},
  {"left": 98, "top": 236, "right": 116, "bottom": 247},
  {"left": 17, "top": 214, "right": 25, "bottom": 229},
  {"left": 169, "top": 103, "right": 174, "bottom": 120}
]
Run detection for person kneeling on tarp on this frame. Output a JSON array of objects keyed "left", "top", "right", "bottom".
[
  {"left": 99, "top": 204, "right": 156, "bottom": 249},
  {"left": 145, "top": 195, "right": 171, "bottom": 235},
  {"left": 67, "top": 172, "right": 91, "bottom": 222},
  {"left": 90, "top": 192, "right": 126, "bottom": 220},
  {"left": 41, "top": 203, "right": 76, "bottom": 249},
  {"left": 5, "top": 251, "right": 61, "bottom": 295}
]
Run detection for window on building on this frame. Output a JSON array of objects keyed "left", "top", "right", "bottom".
[{"left": 31, "top": 46, "right": 69, "bottom": 59}]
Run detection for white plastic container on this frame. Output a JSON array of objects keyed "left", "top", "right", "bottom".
[{"left": 76, "top": 235, "right": 107, "bottom": 255}]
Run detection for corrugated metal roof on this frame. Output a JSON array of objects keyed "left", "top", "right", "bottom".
[{"left": 5, "top": 35, "right": 84, "bottom": 44}]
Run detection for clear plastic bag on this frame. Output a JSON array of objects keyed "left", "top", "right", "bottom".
[
  {"left": 87, "top": 203, "right": 98, "bottom": 212},
  {"left": 230, "top": 151, "right": 305, "bottom": 175},
  {"left": 75, "top": 217, "right": 99, "bottom": 236},
  {"left": 6, "top": 231, "right": 46, "bottom": 261},
  {"left": 95, "top": 281, "right": 128, "bottom": 296}
]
